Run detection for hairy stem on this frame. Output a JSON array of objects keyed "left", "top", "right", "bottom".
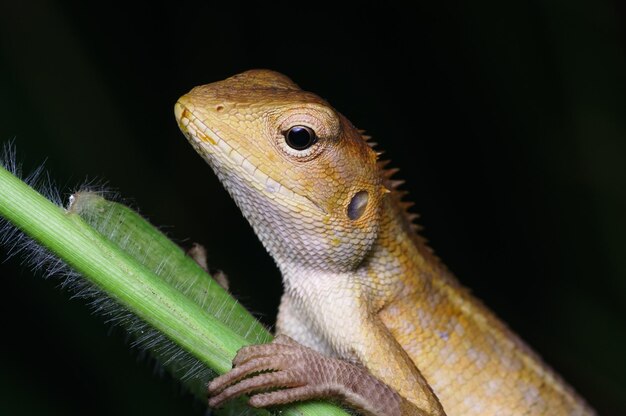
[{"left": 0, "top": 164, "right": 348, "bottom": 416}]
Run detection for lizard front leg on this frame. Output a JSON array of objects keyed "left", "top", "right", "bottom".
[
  {"left": 208, "top": 295, "right": 445, "bottom": 416},
  {"left": 209, "top": 335, "right": 444, "bottom": 416},
  {"left": 208, "top": 335, "right": 417, "bottom": 415}
]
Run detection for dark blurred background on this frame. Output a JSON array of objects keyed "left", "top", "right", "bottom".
[{"left": 0, "top": 0, "right": 624, "bottom": 414}]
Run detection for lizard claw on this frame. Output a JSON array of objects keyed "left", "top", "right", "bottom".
[{"left": 208, "top": 335, "right": 334, "bottom": 409}]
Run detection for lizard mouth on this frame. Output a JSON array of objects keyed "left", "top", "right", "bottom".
[{"left": 175, "top": 102, "right": 326, "bottom": 214}]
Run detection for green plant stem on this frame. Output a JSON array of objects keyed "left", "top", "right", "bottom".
[
  {"left": 70, "top": 191, "right": 271, "bottom": 346},
  {"left": 0, "top": 164, "right": 348, "bottom": 416}
]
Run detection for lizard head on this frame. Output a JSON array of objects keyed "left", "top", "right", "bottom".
[{"left": 175, "top": 70, "right": 387, "bottom": 272}]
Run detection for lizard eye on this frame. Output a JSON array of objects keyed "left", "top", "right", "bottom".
[{"left": 284, "top": 126, "right": 317, "bottom": 150}]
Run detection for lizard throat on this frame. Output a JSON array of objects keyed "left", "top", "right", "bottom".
[{"left": 176, "top": 103, "right": 326, "bottom": 214}]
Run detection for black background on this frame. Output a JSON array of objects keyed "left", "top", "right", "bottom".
[{"left": 1, "top": 1, "right": 625, "bottom": 415}]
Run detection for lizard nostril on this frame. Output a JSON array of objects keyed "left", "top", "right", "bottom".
[
  {"left": 215, "top": 105, "right": 224, "bottom": 112},
  {"left": 347, "top": 191, "right": 369, "bottom": 221}
]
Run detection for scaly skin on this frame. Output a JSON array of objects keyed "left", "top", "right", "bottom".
[{"left": 174, "top": 70, "right": 595, "bottom": 415}]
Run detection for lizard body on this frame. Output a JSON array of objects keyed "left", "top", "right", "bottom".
[{"left": 174, "top": 70, "right": 594, "bottom": 415}]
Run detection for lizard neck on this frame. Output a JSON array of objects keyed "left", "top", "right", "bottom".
[
  {"left": 279, "top": 191, "right": 450, "bottom": 310},
  {"left": 359, "top": 192, "right": 451, "bottom": 307}
]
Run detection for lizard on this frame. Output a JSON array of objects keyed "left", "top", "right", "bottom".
[{"left": 174, "top": 69, "right": 595, "bottom": 416}]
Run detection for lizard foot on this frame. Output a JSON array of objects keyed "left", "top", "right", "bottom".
[
  {"left": 186, "top": 243, "right": 229, "bottom": 290},
  {"left": 208, "top": 335, "right": 404, "bottom": 415}
]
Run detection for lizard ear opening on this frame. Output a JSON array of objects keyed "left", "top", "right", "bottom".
[{"left": 347, "top": 190, "right": 369, "bottom": 221}]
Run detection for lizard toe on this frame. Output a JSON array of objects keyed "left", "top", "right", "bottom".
[
  {"left": 208, "top": 356, "right": 286, "bottom": 394},
  {"left": 209, "top": 370, "right": 303, "bottom": 408},
  {"left": 248, "top": 385, "right": 330, "bottom": 408},
  {"left": 233, "top": 340, "right": 301, "bottom": 366}
]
